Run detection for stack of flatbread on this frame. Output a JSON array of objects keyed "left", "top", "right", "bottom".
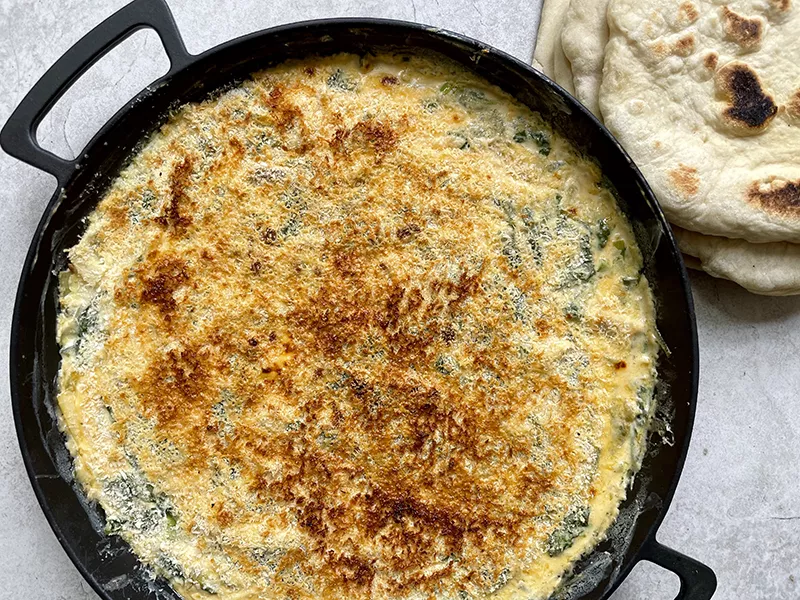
[{"left": 534, "top": 0, "right": 800, "bottom": 295}]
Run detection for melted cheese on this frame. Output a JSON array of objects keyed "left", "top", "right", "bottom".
[{"left": 56, "top": 52, "right": 658, "bottom": 600}]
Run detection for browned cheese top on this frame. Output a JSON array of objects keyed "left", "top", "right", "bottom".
[{"left": 57, "top": 53, "right": 658, "bottom": 600}]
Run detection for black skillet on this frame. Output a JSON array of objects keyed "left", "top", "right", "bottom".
[{"left": 1, "top": 0, "right": 717, "bottom": 598}]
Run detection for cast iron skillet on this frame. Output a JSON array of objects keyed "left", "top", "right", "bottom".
[{"left": 1, "top": 0, "right": 716, "bottom": 598}]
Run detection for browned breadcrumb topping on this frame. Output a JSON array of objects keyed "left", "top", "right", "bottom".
[
  {"left": 673, "top": 34, "right": 696, "bottom": 57},
  {"left": 58, "top": 54, "right": 657, "bottom": 600},
  {"left": 769, "top": 0, "right": 791, "bottom": 12},
  {"left": 137, "top": 256, "right": 190, "bottom": 315},
  {"left": 155, "top": 157, "right": 194, "bottom": 230}
]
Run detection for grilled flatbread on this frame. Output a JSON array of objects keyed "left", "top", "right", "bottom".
[
  {"left": 600, "top": 0, "right": 800, "bottom": 243},
  {"left": 674, "top": 226, "right": 800, "bottom": 295},
  {"left": 544, "top": 0, "right": 800, "bottom": 295}
]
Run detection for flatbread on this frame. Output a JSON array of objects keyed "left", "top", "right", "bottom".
[
  {"left": 537, "top": 0, "right": 800, "bottom": 295},
  {"left": 674, "top": 227, "right": 800, "bottom": 295},
  {"left": 553, "top": 39, "right": 576, "bottom": 95},
  {"left": 682, "top": 253, "right": 703, "bottom": 271},
  {"left": 600, "top": 0, "right": 800, "bottom": 243},
  {"left": 534, "top": 0, "right": 575, "bottom": 94},
  {"left": 561, "top": 0, "right": 611, "bottom": 115}
]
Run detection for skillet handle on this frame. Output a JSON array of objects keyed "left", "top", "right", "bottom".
[
  {"left": 0, "top": 0, "right": 190, "bottom": 184},
  {"left": 638, "top": 538, "right": 717, "bottom": 600}
]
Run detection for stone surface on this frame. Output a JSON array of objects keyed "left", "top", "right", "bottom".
[{"left": 0, "top": 1, "right": 797, "bottom": 599}]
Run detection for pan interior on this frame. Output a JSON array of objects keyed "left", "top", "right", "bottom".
[{"left": 15, "top": 17, "right": 686, "bottom": 593}]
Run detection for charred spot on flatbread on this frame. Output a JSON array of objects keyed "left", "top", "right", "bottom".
[
  {"left": 650, "top": 40, "right": 669, "bottom": 59},
  {"left": 716, "top": 62, "right": 777, "bottom": 131},
  {"left": 673, "top": 34, "right": 696, "bottom": 56},
  {"left": 651, "top": 34, "right": 696, "bottom": 59},
  {"left": 721, "top": 7, "right": 764, "bottom": 49},
  {"left": 747, "top": 179, "right": 800, "bottom": 217},
  {"left": 704, "top": 52, "right": 719, "bottom": 70},
  {"left": 668, "top": 164, "right": 700, "bottom": 197},
  {"left": 769, "top": 0, "right": 791, "bottom": 12},
  {"left": 786, "top": 89, "right": 800, "bottom": 119},
  {"left": 678, "top": 1, "right": 700, "bottom": 23}
]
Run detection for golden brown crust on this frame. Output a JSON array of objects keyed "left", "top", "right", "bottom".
[
  {"left": 721, "top": 7, "right": 764, "bottom": 49},
  {"left": 128, "top": 241, "right": 560, "bottom": 593},
  {"left": 668, "top": 164, "right": 700, "bottom": 197},
  {"left": 155, "top": 156, "right": 194, "bottom": 230},
  {"left": 769, "top": 0, "right": 791, "bottom": 12},
  {"left": 786, "top": 89, "right": 800, "bottom": 119},
  {"left": 673, "top": 34, "right": 696, "bottom": 57},
  {"left": 331, "top": 118, "right": 399, "bottom": 156},
  {"left": 137, "top": 255, "right": 190, "bottom": 316},
  {"left": 678, "top": 1, "right": 700, "bottom": 23},
  {"left": 651, "top": 35, "right": 695, "bottom": 59},
  {"left": 57, "top": 53, "right": 657, "bottom": 600}
]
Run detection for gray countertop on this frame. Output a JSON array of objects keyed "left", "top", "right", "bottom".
[{"left": 1, "top": 1, "right": 798, "bottom": 599}]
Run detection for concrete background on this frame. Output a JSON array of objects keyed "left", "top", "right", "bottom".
[{"left": 0, "top": 1, "right": 798, "bottom": 599}]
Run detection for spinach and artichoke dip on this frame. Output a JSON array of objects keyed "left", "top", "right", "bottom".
[{"left": 57, "top": 52, "right": 659, "bottom": 600}]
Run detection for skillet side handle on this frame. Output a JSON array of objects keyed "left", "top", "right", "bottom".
[
  {"left": 0, "top": 0, "right": 190, "bottom": 184},
  {"left": 638, "top": 538, "right": 717, "bottom": 600}
]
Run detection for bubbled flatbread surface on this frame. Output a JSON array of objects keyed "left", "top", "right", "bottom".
[
  {"left": 547, "top": 0, "right": 800, "bottom": 295},
  {"left": 600, "top": 0, "right": 800, "bottom": 243}
]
